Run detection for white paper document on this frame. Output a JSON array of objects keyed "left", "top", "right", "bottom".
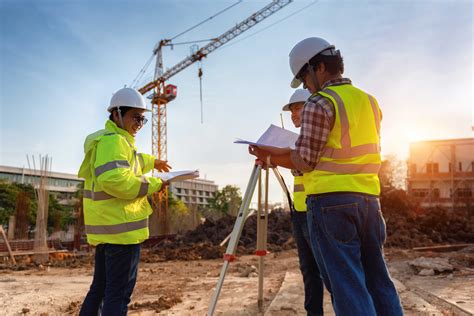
[
  {"left": 154, "top": 170, "right": 199, "bottom": 182},
  {"left": 234, "top": 124, "right": 299, "bottom": 154}
]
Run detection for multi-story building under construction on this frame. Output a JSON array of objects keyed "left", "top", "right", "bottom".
[{"left": 407, "top": 138, "right": 474, "bottom": 209}]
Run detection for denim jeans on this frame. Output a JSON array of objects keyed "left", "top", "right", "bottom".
[
  {"left": 291, "top": 210, "right": 325, "bottom": 316},
  {"left": 306, "top": 193, "right": 403, "bottom": 316},
  {"left": 80, "top": 243, "right": 141, "bottom": 316}
]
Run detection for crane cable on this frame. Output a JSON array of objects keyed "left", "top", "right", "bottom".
[
  {"left": 169, "top": 0, "right": 243, "bottom": 41},
  {"left": 220, "top": 0, "right": 318, "bottom": 51},
  {"left": 131, "top": 1, "right": 242, "bottom": 88},
  {"left": 130, "top": 53, "right": 155, "bottom": 88}
]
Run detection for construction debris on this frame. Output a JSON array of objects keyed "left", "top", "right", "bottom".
[
  {"left": 408, "top": 257, "right": 455, "bottom": 275},
  {"left": 147, "top": 209, "right": 294, "bottom": 261}
]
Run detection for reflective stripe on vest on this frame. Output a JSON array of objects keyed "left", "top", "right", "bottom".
[
  {"left": 85, "top": 177, "right": 149, "bottom": 200},
  {"left": 293, "top": 184, "right": 305, "bottom": 192},
  {"left": 303, "top": 84, "right": 382, "bottom": 196},
  {"left": 83, "top": 190, "right": 114, "bottom": 201},
  {"left": 293, "top": 175, "right": 307, "bottom": 212},
  {"left": 316, "top": 161, "right": 381, "bottom": 174},
  {"left": 320, "top": 89, "right": 381, "bottom": 160},
  {"left": 85, "top": 218, "right": 148, "bottom": 235},
  {"left": 95, "top": 160, "right": 130, "bottom": 177},
  {"left": 138, "top": 176, "right": 149, "bottom": 197}
]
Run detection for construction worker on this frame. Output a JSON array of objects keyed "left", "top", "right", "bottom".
[
  {"left": 78, "top": 87, "right": 171, "bottom": 315},
  {"left": 249, "top": 37, "right": 403, "bottom": 315},
  {"left": 283, "top": 89, "right": 325, "bottom": 316}
]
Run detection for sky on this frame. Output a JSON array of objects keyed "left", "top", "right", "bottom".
[{"left": 1, "top": 0, "right": 473, "bottom": 204}]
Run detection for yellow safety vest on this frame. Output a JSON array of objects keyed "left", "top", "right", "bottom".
[
  {"left": 293, "top": 175, "right": 307, "bottom": 212},
  {"left": 78, "top": 120, "right": 163, "bottom": 246},
  {"left": 303, "top": 84, "right": 382, "bottom": 196}
]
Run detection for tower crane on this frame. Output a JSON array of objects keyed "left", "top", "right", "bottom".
[{"left": 138, "top": 0, "right": 293, "bottom": 235}]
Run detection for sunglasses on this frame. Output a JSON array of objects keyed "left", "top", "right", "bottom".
[
  {"left": 296, "top": 64, "right": 309, "bottom": 83},
  {"left": 132, "top": 114, "right": 148, "bottom": 126}
]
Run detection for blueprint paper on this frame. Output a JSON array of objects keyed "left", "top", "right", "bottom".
[
  {"left": 154, "top": 170, "right": 199, "bottom": 182},
  {"left": 234, "top": 124, "right": 299, "bottom": 154}
]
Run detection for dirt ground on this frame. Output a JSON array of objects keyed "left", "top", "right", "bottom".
[{"left": 1, "top": 246, "right": 473, "bottom": 316}]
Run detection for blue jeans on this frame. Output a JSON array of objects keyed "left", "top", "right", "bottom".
[
  {"left": 306, "top": 193, "right": 403, "bottom": 316},
  {"left": 291, "top": 210, "right": 325, "bottom": 316},
  {"left": 80, "top": 243, "right": 141, "bottom": 316}
]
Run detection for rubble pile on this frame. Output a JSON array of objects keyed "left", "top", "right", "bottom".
[
  {"left": 147, "top": 190, "right": 474, "bottom": 261},
  {"left": 381, "top": 190, "right": 474, "bottom": 248},
  {"left": 148, "top": 209, "right": 295, "bottom": 261}
]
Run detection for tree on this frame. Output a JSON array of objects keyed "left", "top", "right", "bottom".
[
  {"left": 0, "top": 181, "right": 37, "bottom": 228},
  {"left": 167, "top": 192, "right": 190, "bottom": 233},
  {"left": 380, "top": 154, "right": 406, "bottom": 191},
  {"left": 208, "top": 185, "right": 242, "bottom": 216}
]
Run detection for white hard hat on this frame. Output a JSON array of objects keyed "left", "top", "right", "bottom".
[
  {"left": 289, "top": 37, "right": 336, "bottom": 88},
  {"left": 282, "top": 89, "right": 312, "bottom": 111},
  {"left": 107, "top": 87, "right": 150, "bottom": 113}
]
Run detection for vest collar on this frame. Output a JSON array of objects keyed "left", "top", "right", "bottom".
[
  {"left": 321, "top": 78, "right": 352, "bottom": 90},
  {"left": 105, "top": 120, "right": 136, "bottom": 145}
]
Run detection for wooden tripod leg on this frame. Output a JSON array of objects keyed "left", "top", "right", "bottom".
[{"left": 0, "top": 227, "right": 16, "bottom": 265}]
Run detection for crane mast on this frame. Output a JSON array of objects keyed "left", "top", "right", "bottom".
[{"left": 139, "top": 0, "right": 293, "bottom": 235}]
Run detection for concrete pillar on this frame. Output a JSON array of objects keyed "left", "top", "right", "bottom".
[{"left": 7, "top": 216, "right": 15, "bottom": 240}]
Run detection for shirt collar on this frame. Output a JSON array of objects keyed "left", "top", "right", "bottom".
[
  {"left": 321, "top": 78, "right": 352, "bottom": 90},
  {"left": 105, "top": 120, "right": 135, "bottom": 145}
]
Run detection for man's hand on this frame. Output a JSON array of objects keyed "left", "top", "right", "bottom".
[
  {"left": 248, "top": 145, "right": 271, "bottom": 161},
  {"left": 248, "top": 145, "right": 273, "bottom": 169},
  {"left": 154, "top": 159, "right": 171, "bottom": 172}
]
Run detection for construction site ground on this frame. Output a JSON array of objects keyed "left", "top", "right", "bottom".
[{"left": 1, "top": 246, "right": 473, "bottom": 316}]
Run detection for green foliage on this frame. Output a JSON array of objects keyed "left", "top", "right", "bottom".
[
  {"left": 167, "top": 192, "right": 190, "bottom": 232},
  {"left": 207, "top": 185, "right": 242, "bottom": 216},
  {"left": 47, "top": 196, "right": 75, "bottom": 233},
  {"left": 380, "top": 155, "right": 406, "bottom": 191},
  {"left": 0, "top": 181, "right": 37, "bottom": 227},
  {"left": 0, "top": 181, "right": 75, "bottom": 233}
]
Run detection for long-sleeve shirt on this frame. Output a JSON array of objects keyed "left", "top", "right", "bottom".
[{"left": 290, "top": 78, "right": 353, "bottom": 173}]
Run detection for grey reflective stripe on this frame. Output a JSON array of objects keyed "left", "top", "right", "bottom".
[
  {"left": 323, "top": 89, "right": 350, "bottom": 147},
  {"left": 104, "top": 133, "right": 116, "bottom": 136},
  {"left": 316, "top": 161, "right": 381, "bottom": 174},
  {"left": 95, "top": 160, "right": 130, "bottom": 177},
  {"left": 294, "top": 184, "right": 305, "bottom": 192},
  {"left": 137, "top": 177, "right": 149, "bottom": 198},
  {"left": 83, "top": 190, "right": 114, "bottom": 201},
  {"left": 368, "top": 95, "right": 381, "bottom": 136},
  {"left": 322, "top": 143, "right": 380, "bottom": 159},
  {"left": 321, "top": 88, "right": 381, "bottom": 159},
  {"left": 85, "top": 218, "right": 148, "bottom": 235},
  {"left": 133, "top": 153, "right": 139, "bottom": 175},
  {"left": 138, "top": 153, "right": 145, "bottom": 169}
]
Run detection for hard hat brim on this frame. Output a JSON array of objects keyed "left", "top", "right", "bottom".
[
  {"left": 282, "top": 103, "right": 291, "bottom": 111},
  {"left": 107, "top": 105, "right": 152, "bottom": 113},
  {"left": 290, "top": 77, "right": 302, "bottom": 89}
]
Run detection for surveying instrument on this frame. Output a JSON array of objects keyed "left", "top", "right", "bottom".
[{"left": 207, "top": 157, "right": 293, "bottom": 315}]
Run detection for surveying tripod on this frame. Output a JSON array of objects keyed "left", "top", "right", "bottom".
[{"left": 207, "top": 159, "right": 292, "bottom": 316}]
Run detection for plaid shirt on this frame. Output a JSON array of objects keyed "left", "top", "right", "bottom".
[{"left": 290, "top": 78, "right": 353, "bottom": 173}]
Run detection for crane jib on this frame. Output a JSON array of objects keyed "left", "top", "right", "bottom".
[{"left": 138, "top": 0, "right": 293, "bottom": 95}]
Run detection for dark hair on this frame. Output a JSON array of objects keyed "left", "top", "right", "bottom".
[
  {"left": 109, "top": 106, "right": 133, "bottom": 121},
  {"left": 308, "top": 51, "right": 344, "bottom": 75}
]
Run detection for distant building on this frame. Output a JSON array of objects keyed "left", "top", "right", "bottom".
[
  {"left": 0, "top": 165, "right": 83, "bottom": 205},
  {"left": 169, "top": 178, "right": 218, "bottom": 207},
  {"left": 407, "top": 138, "right": 474, "bottom": 209}
]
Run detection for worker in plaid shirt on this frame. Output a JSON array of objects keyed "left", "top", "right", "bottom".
[{"left": 249, "top": 37, "right": 403, "bottom": 315}]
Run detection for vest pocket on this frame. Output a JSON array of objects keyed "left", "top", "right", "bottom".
[
  {"left": 322, "top": 202, "right": 358, "bottom": 244},
  {"left": 123, "top": 197, "right": 151, "bottom": 221}
]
